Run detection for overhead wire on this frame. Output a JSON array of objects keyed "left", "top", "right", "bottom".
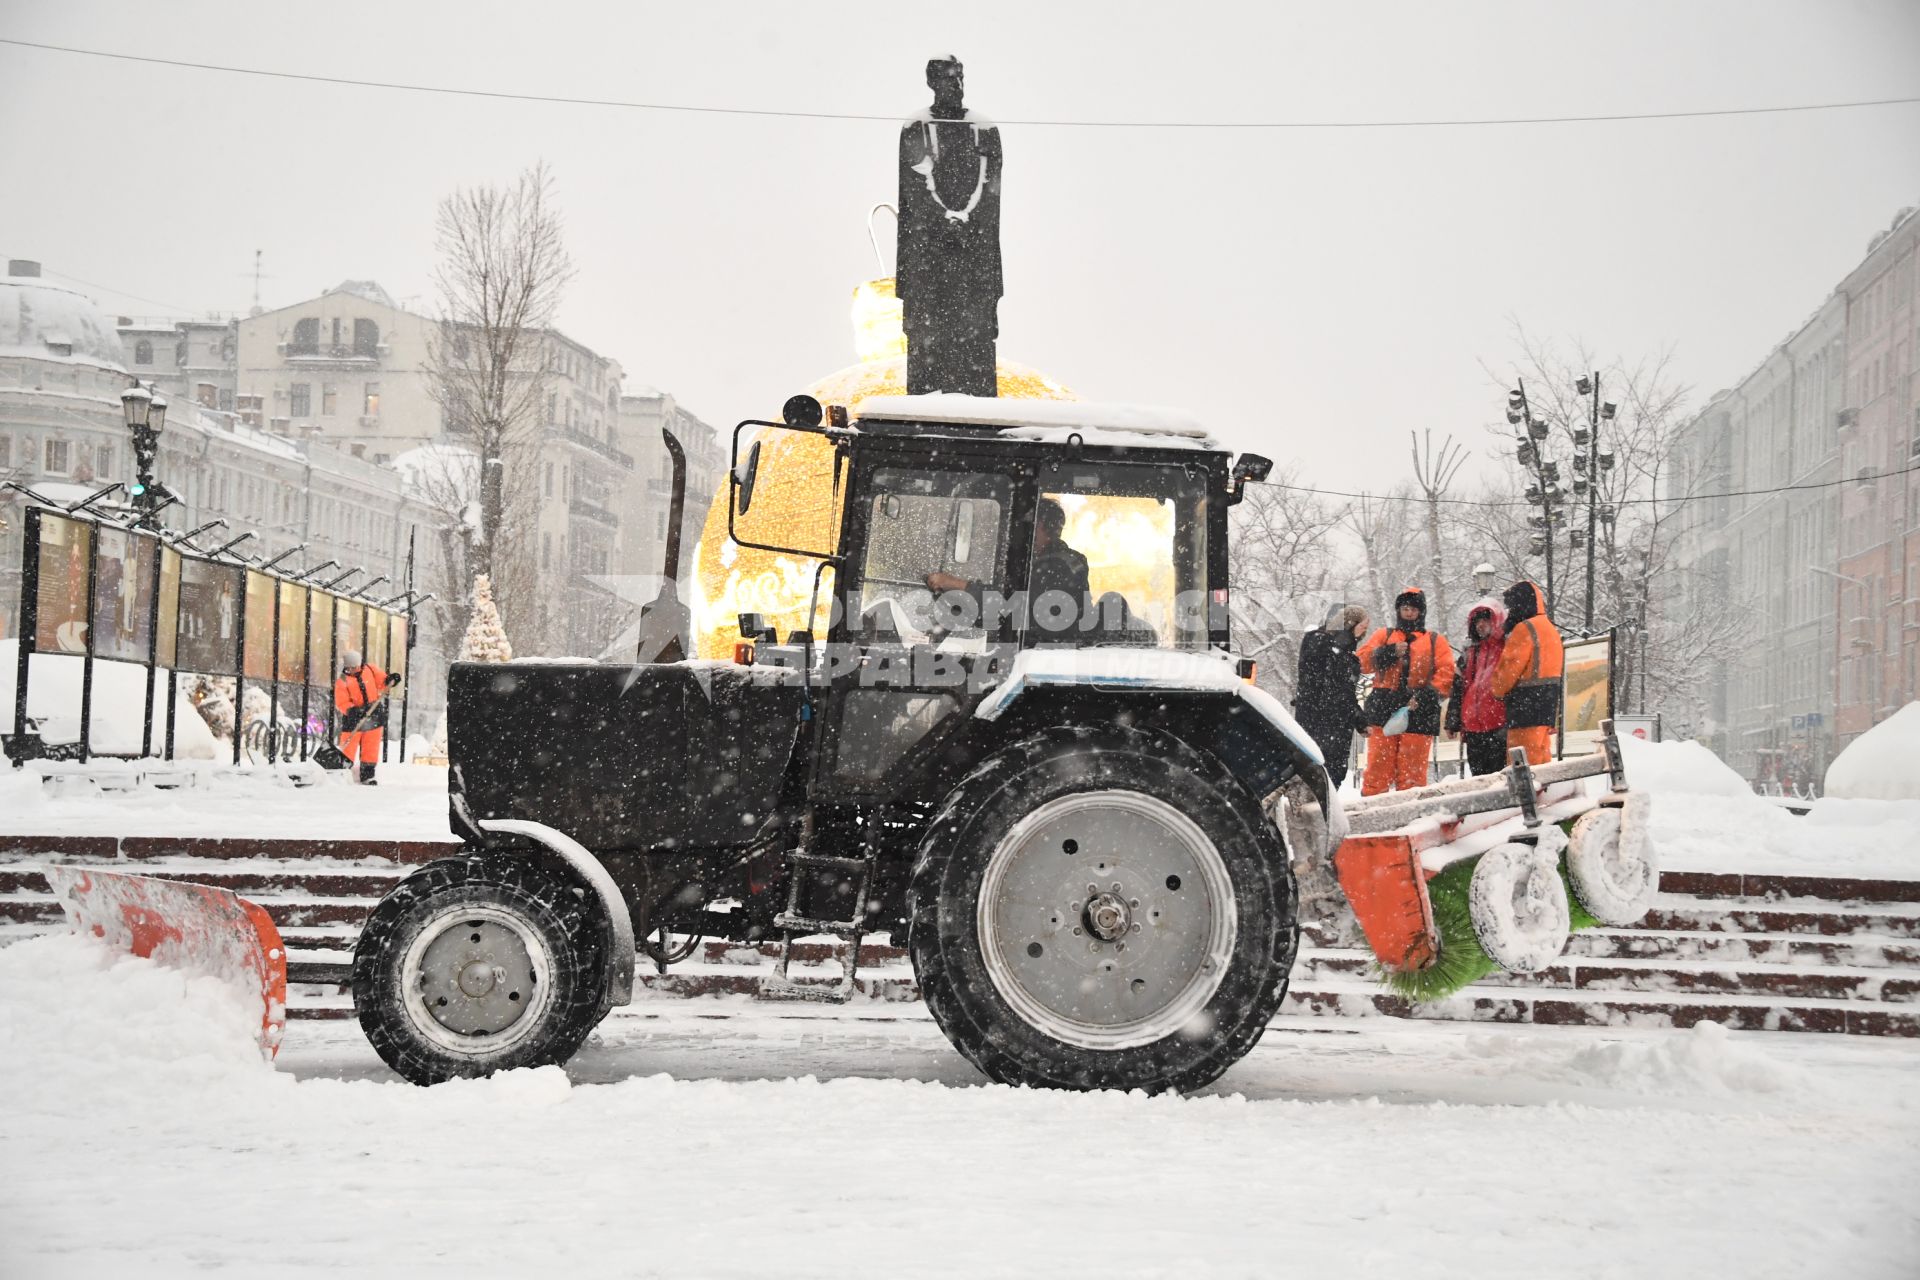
[
  {"left": 3, "top": 37, "right": 1918, "bottom": 128},
  {"left": 1248, "top": 461, "right": 1920, "bottom": 509}
]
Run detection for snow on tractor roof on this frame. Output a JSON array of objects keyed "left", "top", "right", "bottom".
[{"left": 854, "top": 394, "right": 1223, "bottom": 450}]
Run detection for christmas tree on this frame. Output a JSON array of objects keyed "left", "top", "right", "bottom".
[{"left": 459, "top": 574, "right": 514, "bottom": 663}]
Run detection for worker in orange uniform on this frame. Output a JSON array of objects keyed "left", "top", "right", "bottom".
[
  {"left": 1356, "top": 588, "right": 1457, "bottom": 796},
  {"left": 1490, "top": 580, "right": 1564, "bottom": 765},
  {"left": 334, "top": 649, "right": 398, "bottom": 785}
]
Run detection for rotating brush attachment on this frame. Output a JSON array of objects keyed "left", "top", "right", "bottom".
[{"left": 1378, "top": 820, "right": 1600, "bottom": 1004}]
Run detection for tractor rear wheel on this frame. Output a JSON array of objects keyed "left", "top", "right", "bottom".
[
  {"left": 909, "top": 725, "right": 1297, "bottom": 1093},
  {"left": 352, "top": 855, "right": 608, "bottom": 1086}
]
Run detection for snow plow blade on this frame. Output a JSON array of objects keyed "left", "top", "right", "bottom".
[{"left": 43, "top": 867, "right": 288, "bottom": 1059}]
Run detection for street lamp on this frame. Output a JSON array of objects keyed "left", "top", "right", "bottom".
[
  {"left": 120, "top": 382, "right": 170, "bottom": 530},
  {"left": 1575, "top": 372, "right": 1618, "bottom": 630},
  {"left": 1505, "top": 378, "right": 1559, "bottom": 621},
  {"left": 1473, "top": 562, "right": 1498, "bottom": 595}
]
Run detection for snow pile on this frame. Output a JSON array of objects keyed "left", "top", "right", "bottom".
[
  {"left": 0, "top": 934, "right": 275, "bottom": 1094},
  {"left": 1618, "top": 733, "right": 1754, "bottom": 797},
  {"left": 1565, "top": 1021, "right": 1806, "bottom": 1095},
  {"left": 0, "top": 639, "right": 221, "bottom": 759},
  {"left": 1825, "top": 701, "right": 1920, "bottom": 802}
]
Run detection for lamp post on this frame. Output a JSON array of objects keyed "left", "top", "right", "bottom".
[
  {"left": 120, "top": 382, "right": 170, "bottom": 531},
  {"left": 1505, "top": 379, "right": 1559, "bottom": 622},
  {"left": 1473, "top": 561, "right": 1497, "bottom": 596},
  {"left": 1573, "top": 373, "right": 1617, "bottom": 631}
]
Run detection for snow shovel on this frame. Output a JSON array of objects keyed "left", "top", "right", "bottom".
[
  {"left": 43, "top": 866, "right": 289, "bottom": 1059},
  {"left": 313, "top": 680, "right": 400, "bottom": 770}
]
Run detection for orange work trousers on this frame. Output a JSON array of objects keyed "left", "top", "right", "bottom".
[
  {"left": 1506, "top": 724, "right": 1552, "bottom": 766},
  {"left": 340, "top": 728, "right": 383, "bottom": 769},
  {"left": 1362, "top": 728, "right": 1433, "bottom": 796}
]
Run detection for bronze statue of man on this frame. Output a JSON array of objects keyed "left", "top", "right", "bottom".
[{"left": 898, "top": 56, "right": 1002, "bottom": 397}]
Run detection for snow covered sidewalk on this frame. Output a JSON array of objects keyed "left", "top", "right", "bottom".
[{"left": 3, "top": 933, "right": 1917, "bottom": 1279}]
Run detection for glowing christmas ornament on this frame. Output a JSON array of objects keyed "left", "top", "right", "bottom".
[{"left": 690, "top": 277, "right": 1077, "bottom": 658}]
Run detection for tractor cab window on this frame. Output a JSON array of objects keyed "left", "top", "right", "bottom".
[
  {"left": 1029, "top": 464, "right": 1209, "bottom": 649},
  {"left": 857, "top": 467, "right": 1012, "bottom": 641}
]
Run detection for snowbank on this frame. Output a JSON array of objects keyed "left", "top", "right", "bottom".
[
  {"left": 1, "top": 933, "right": 1915, "bottom": 1279},
  {"left": 1618, "top": 733, "right": 1754, "bottom": 797},
  {"left": 0, "top": 638, "right": 220, "bottom": 759},
  {"left": 1825, "top": 701, "right": 1920, "bottom": 801}
]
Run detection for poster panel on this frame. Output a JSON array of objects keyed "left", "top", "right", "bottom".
[
  {"left": 243, "top": 571, "right": 275, "bottom": 680},
  {"left": 389, "top": 613, "right": 409, "bottom": 679},
  {"left": 156, "top": 545, "right": 181, "bottom": 668},
  {"left": 91, "top": 528, "right": 163, "bottom": 663},
  {"left": 307, "top": 591, "right": 335, "bottom": 685},
  {"left": 1561, "top": 634, "right": 1614, "bottom": 735},
  {"left": 33, "top": 513, "right": 91, "bottom": 654},
  {"left": 176, "top": 557, "right": 240, "bottom": 674},
  {"left": 334, "top": 597, "right": 364, "bottom": 670},
  {"left": 277, "top": 582, "right": 308, "bottom": 685},
  {"left": 366, "top": 609, "right": 390, "bottom": 677}
]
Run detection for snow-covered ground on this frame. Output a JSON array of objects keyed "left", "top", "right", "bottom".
[{"left": 2, "top": 932, "right": 1916, "bottom": 1279}]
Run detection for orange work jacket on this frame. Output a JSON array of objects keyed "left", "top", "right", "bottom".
[
  {"left": 334, "top": 663, "right": 391, "bottom": 732},
  {"left": 1490, "top": 582, "right": 1564, "bottom": 729}
]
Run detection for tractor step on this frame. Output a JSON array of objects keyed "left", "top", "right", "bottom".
[
  {"left": 762, "top": 844, "right": 878, "bottom": 1005},
  {"left": 773, "top": 913, "right": 866, "bottom": 935}
]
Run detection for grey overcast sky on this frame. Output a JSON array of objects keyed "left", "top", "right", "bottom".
[{"left": 2, "top": 0, "right": 1917, "bottom": 488}]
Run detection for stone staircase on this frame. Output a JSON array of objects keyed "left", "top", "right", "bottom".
[{"left": 3, "top": 839, "right": 1914, "bottom": 1037}]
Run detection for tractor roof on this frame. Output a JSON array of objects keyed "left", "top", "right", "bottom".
[{"left": 852, "top": 394, "right": 1225, "bottom": 453}]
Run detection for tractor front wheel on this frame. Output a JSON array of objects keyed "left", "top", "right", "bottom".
[
  {"left": 352, "top": 855, "right": 608, "bottom": 1086},
  {"left": 909, "top": 725, "right": 1297, "bottom": 1093}
]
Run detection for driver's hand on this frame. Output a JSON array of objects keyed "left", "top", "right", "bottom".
[{"left": 925, "top": 571, "right": 968, "bottom": 593}]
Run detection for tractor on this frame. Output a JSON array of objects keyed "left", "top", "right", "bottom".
[{"left": 349, "top": 392, "right": 1334, "bottom": 1092}]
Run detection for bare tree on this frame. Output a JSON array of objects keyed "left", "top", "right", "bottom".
[
  {"left": 1409, "top": 429, "right": 1468, "bottom": 630},
  {"left": 1228, "top": 469, "right": 1351, "bottom": 702},
  {"left": 1481, "top": 328, "right": 1742, "bottom": 722},
  {"left": 426, "top": 161, "right": 575, "bottom": 647}
]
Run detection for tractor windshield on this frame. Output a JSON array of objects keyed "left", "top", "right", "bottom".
[
  {"left": 1030, "top": 464, "right": 1209, "bottom": 650},
  {"left": 857, "top": 467, "right": 1014, "bottom": 639}
]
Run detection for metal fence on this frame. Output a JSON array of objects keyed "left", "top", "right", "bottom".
[{"left": 4, "top": 502, "right": 415, "bottom": 767}]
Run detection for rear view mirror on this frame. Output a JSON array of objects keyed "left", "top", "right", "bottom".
[
  {"left": 1228, "top": 453, "right": 1273, "bottom": 505},
  {"left": 735, "top": 441, "right": 763, "bottom": 516}
]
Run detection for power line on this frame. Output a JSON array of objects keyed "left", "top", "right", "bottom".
[
  {"left": 1250, "top": 461, "right": 1920, "bottom": 509},
  {"left": 39, "top": 268, "right": 202, "bottom": 317},
  {"left": 5, "top": 37, "right": 1918, "bottom": 129}
]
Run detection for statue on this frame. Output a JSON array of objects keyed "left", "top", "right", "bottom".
[{"left": 898, "top": 56, "right": 1002, "bottom": 397}]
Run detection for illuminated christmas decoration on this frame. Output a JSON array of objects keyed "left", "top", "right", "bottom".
[{"left": 690, "top": 276, "right": 1076, "bottom": 657}]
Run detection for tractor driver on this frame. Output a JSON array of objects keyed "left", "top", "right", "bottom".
[{"left": 926, "top": 497, "right": 1090, "bottom": 640}]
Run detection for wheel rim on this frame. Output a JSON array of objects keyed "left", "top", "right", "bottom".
[
  {"left": 976, "top": 790, "right": 1238, "bottom": 1051},
  {"left": 399, "top": 904, "right": 556, "bottom": 1058}
]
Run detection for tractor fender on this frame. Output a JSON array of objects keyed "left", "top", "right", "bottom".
[
  {"left": 971, "top": 649, "right": 1343, "bottom": 858},
  {"left": 476, "top": 818, "right": 637, "bottom": 1007}
]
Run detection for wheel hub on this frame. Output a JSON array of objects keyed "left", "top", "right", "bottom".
[
  {"left": 976, "top": 790, "right": 1238, "bottom": 1052},
  {"left": 403, "top": 911, "right": 546, "bottom": 1043},
  {"left": 1083, "top": 890, "right": 1132, "bottom": 941},
  {"left": 457, "top": 960, "right": 501, "bottom": 998}
]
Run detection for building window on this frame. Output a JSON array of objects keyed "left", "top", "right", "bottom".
[
  {"left": 290, "top": 383, "right": 312, "bottom": 416},
  {"left": 290, "top": 317, "right": 319, "bottom": 356},
  {"left": 323, "top": 383, "right": 338, "bottom": 415},
  {"left": 0, "top": 434, "right": 10, "bottom": 467},
  {"left": 543, "top": 462, "right": 553, "bottom": 497},
  {"left": 331, "top": 318, "right": 343, "bottom": 350},
  {"left": 133, "top": 339, "right": 153, "bottom": 365},
  {"left": 364, "top": 383, "right": 380, "bottom": 417},
  {"left": 542, "top": 532, "right": 551, "bottom": 569},
  {"left": 45, "top": 439, "right": 69, "bottom": 473},
  {"left": 353, "top": 318, "right": 380, "bottom": 357},
  {"left": 95, "top": 445, "right": 115, "bottom": 478}
]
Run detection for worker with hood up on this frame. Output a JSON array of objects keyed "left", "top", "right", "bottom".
[
  {"left": 1293, "top": 602, "right": 1369, "bottom": 788},
  {"left": 1356, "top": 587, "right": 1457, "bottom": 795},
  {"left": 1490, "top": 580, "right": 1564, "bottom": 765},
  {"left": 1445, "top": 601, "right": 1508, "bottom": 776}
]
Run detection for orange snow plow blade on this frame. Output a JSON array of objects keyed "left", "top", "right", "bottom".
[{"left": 43, "top": 867, "right": 288, "bottom": 1059}]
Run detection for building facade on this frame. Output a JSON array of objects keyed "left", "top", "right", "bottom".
[
  {"left": 616, "top": 388, "right": 722, "bottom": 597},
  {"left": 1833, "top": 206, "right": 1920, "bottom": 749},
  {"left": 1, "top": 260, "right": 447, "bottom": 736}
]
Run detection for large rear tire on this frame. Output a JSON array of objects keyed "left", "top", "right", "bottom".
[
  {"left": 352, "top": 855, "right": 608, "bottom": 1085},
  {"left": 909, "top": 725, "right": 1297, "bottom": 1093}
]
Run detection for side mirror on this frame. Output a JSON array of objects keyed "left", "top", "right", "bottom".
[
  {"left": 1228, "top": 453, "right": 1273, "bottom": 506},
  {"left": 735, "top": 441, "right": 763, "bottom": 516}
]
